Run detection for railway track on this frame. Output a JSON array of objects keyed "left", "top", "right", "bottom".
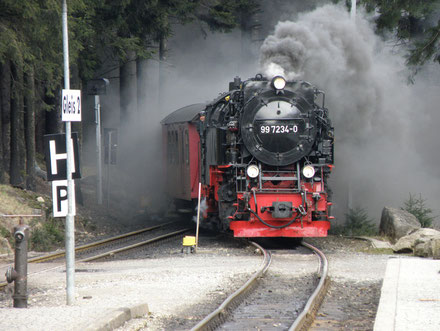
[
  {"left": 0, "top": 222, "right": 190, "bottom": 291},
  {"left": 191, "top": 241, "right": 329, "bottom": 331}
]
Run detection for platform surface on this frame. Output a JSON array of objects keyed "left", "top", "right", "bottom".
[
  {"left": 374, "top": 257, "right": 440, "bottom": 331},
  {"left": 0, "top": 251, "right": 262, "bottom": 331}
]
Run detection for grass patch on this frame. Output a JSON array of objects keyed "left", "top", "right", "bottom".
[
  {"left": 362, "top": 247, "right": 394, "bottom": 255},
  {"left": 30, "top": 217, "right": 65, "bottom": 251},
  {"left": 0, "top": 225, "right": 11, "bottom": 238},
  {"left": 0, "top": 183, "right": 90, "bottom": 252},
  {"left": 0, "top": 185, "right": 35, "bottom": 215},
  {"left": 0, "top": 225, "right": 12, "bottom": 246}
]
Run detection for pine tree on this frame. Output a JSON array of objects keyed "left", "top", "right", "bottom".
[
  {"left": 343, "top": 207, "right": 377, "bottom": 236},
  {"left": 359, "top": 0, "right": 440, "bottom": 68},
  {"left": 401, "top": 193, "right": 435, "bottom": 228}
]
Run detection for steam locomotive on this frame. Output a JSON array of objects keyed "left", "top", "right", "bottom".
[{"left": 161, "top": 74, "right": 334, "bottom": 237}]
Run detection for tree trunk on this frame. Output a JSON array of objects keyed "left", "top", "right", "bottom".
[
  {"left": 0, "top": 60, "right": 11, "bottom": 183},
  {"left": 240, "top": 8, "right": 261, "bottom": 68},
  {"left": 119, "top": 52, "right": 138, "bottom": 186},
  {"left": 45, "top": 88, "right": 63, "bottom": 134},
  {"left": 136, "top": 58, "right": 148, "bottom": 116},
  {"left": 136, "top": 50, "right": 159, "bottom": 120},
  {"left": 10, "top": 61, "right": 23, "bottom": 186},
  {"left": 24, "top": 67, "right": 36, "bottom": 190},
  {"left": 120, "top": 51, "right": 137, "bottom": 125},
  {"left": 0, "top": 63, "right": 4, "bottom": 183},
  {"left": 34, "top": 80, "right": 46, "bottom": 155},
  {"left": 158, "top": 36, "right": 166, "bottom": 113},
  {"left": 18, "top": 66, "right": 26, "bottom": 184}
]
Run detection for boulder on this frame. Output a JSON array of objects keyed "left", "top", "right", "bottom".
[
  {"left": 393, "top": 228, "right": 440, "bottom": 257},
  {"left": 414, "top": 234, "right": 440, "bottom": 258},
  {"left": 379, "top": 207, "right": 421, "bottom": 243},
  {"left": 393, "top": 236, "right": 414, "bottom": 253},
  {"left": 432, "top": 238, "right": 440, "bottom": 260},
  {"left": 414, "top": 240, "right": 431, "bottom": 257}
]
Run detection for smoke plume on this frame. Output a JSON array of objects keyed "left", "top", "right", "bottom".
[{"left": 259, "top": 4, "right": 440, "bottom": 225}]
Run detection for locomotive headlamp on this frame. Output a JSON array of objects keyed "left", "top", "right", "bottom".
[
  {"left": 302, "top": 165, "right": 315, "bottom": 179},
  {"left": 246, "top": 165, "right": 260, "bottom": 178},
  {"left": 272, "top": 76, "right": 286, "bottom": 90}
]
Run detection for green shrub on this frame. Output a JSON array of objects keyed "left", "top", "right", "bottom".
[
  {"left": 0, "top": 225, "right": 12, "bottom": 244},
  {"left": 344, "top": 207, "right": 377, "bottom": 236},
  {"left": 30, "top": 217, "right": 65, "bottom": 251},
  {"left": 401, "top": 193, "right": 435, "bottom": 228},
  {"left": 330, "top": 207, "right": 377, "bottom": 236}
]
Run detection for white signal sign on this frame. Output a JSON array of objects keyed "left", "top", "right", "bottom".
[
  {"left": 52, "top": 180, "right": 76, "bottom": 217},
  {"left": 62, "top": 89, "right": 82, "bottom": 121},
  {"left": 44, "top": 133, "right": 81, "bottom": 181}
]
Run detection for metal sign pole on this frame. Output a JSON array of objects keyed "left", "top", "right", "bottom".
[
  {"left": 87, "top": 78, "right": 109, "bottom": 205},
  {"left": 95, "top": 95, "right": 103, "bottom": 205},
  {"left": 106, "top": 131, "right": 112, "bottom": 208},
  {"left": 62, "top": 0, "right": 75, "bottom": 306}
]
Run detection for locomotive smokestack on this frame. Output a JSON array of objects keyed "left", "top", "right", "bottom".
[{"left": 229, "top": 76, "right": 242, "bottom": 91}]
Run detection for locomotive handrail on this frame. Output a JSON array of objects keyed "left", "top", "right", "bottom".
[
  {"left": 261, "top": 176, "right": 298, "bottom": 181},
  {"left": 236, "top": 188, "right": 302, "bottom": 193}
]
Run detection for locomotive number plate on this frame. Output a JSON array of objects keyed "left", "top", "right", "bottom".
[{"left": 259, "top": 125, "right": 298, "bottom": 134}]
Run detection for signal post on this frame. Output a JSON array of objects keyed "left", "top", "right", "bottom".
[{"left": 62, "top": 0, "right": 81, "bottom": 305}]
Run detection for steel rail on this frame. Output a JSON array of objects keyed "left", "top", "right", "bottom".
[
  {"left": 0, "top": 222, "right": 183, "bottom": 290},
  {"left": 190, "top": 241, "right": 271, "bottom": 331},
  {"left": 289, "top": 241, "right": 329, "bottom": 331},
  {"left": 80, "top": 229, "right": 189, "bottom": 262},
  {"left": 29, "top": 223, "right": 173, "bottom": 263},
  {"left": 191, "top": 240, "right": 328, "bottom": 331}
]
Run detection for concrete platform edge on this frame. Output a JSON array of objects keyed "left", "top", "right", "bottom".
[
  {"left": 82, "top": 303, "right": 149, "bottom": 331},
  {"left": 374, "top": 257, "right": 399, "bottom": 331}
]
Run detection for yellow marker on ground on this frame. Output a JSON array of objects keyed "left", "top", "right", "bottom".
[
  {"left": 182, "top": 236, "right": 196, "bottom": 254},
  {"left": 183, "top": 236, "right": 196, "bottom": 246}
]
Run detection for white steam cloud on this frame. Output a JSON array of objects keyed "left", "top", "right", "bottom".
[{"left": 259, "top": 4, "right": 440, "bottom": 225}]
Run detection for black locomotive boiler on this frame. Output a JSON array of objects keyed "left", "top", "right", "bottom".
[{"left": 162, "top": 75, "right": 334, "bottom": 237}]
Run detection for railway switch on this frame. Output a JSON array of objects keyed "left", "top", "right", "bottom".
[{"left": 5, "top": 225, "right": 29, "bottom": 308}]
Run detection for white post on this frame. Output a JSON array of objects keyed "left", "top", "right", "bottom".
[
  {"left": 62, "top": 0, "right": 75, "bottom": 306},
  {"left": 106, "top": 130, "right": 112, "bottom": 208},
  {"left": 95, "top": 96, "right": 102, "bottom": 204},
  {"left": 349, "top": 0, "right": 356, "bottom": 213},
  {"left": 195, "top": 182, "right": 202, "bottom": 249}
]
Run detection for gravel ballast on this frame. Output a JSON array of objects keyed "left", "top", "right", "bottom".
[
  {"left": 0, "top": 236, "right": 262, "bottom": 331},
  {"left": 308, "top": 237, "right": 390, "bottom": 330}
]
